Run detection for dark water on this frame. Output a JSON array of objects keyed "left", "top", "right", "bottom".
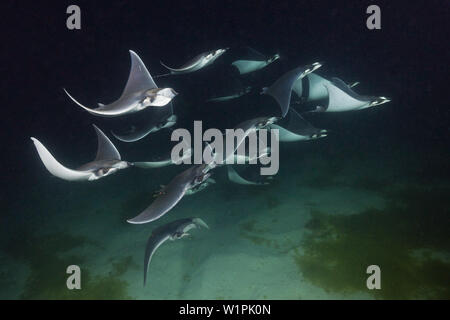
[{"left": 0, "top": 1, "right": 449, "bottom": 299}]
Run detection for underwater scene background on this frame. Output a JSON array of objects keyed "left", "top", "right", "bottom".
[{"left": 1, "top": 1, "right": 449, "bottom": 299}]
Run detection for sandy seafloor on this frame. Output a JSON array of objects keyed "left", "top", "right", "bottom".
[{"left": 1, "top": 139, "right": 449, "bottom": 300}]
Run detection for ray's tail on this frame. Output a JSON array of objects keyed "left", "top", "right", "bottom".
[{"left": 154, "top": 73, "right": 172, "bottom": 79}]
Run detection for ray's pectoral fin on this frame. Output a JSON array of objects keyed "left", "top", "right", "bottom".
[
  {"left": 160, "top": 58, "right": 203, "bottom": 73},
  {"left": 92, "top": 124, "right": 121, "bottom": 161},
  {"left": 263, "top": 63, "right": 322, "bottom": 118},
  {"left": 122, "top": 50, "right": 158, "bottom": 98},
  {"left": 193, "top": 218, "right": 210, "bottom": 229},
  {"left": 63, "top": 88, "right": 104, "bottom": 115},
  {"left": 227, "top": 166, "right": 268, "bottom": 186},
  {"left": 143, "top": 234, "right": 171, "bottom": 286},
  {"left": 143, "top": 217, "right": 210, "bottom": 286},
  {"left": 30, "top": 137, "right": 92, "bottom": 181},
  {"left": 64, "top": 50, "right": 158, "bottom": 117},
  {"left": 127, "top": 182, "right": 187, "bottom": 224}
]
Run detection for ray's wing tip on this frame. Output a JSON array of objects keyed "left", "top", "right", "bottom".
[
  {"left": 62, "top": 87, "right": 75, "bottom": 99},
  {"left": 92, "top": 124, "right": 111, "bottom": 144},
  {"left": 126, "top": 214, "right": 144, "bottom": 224},
  {"left": 193, "top": 218, "right": 210, "bottom": 229},
  {"left": 110, "top": 130, "right": 126, "bottom": 142},
  {"left": 127, "top": 215, "right": 154, "bottom": 224},
  {"left": 126, "top": 218, "right": 142, "bottom": 224},
  {"left": 30, "top": 137, "right": 43, "bottom": 148},
  {"left": 62, "top": 87, "right": 70, "bottom": 96},
  {"left": 281, "top": 105, "right": 289, "bottom": 118},
  {"left": 160, "top": 60, "right": 171, "bottom": 69}
]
